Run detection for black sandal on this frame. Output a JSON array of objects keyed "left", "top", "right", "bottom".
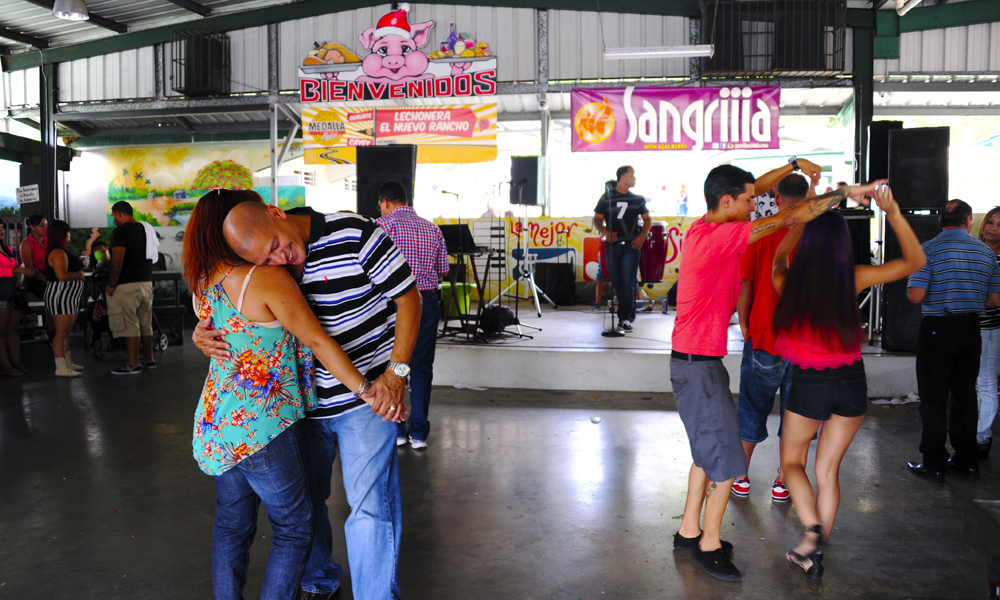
[{"left": 786, "top": 525, "right": 824, "bottom": 580}]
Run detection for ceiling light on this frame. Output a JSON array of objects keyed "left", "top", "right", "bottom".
[
  {"left": 52, "top": 0, "right": 90, "bottom": 21},
  {"left": 604, "top": 45, "right": 714, "bottom": 60}
]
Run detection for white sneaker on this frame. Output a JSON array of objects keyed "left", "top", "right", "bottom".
[
  {"left": 620, "top": 320, "right": 633, "bottom": 332},
  {"left": 408, "top": 436, "right": 427, "bottom": 449},
  {"left": 396, "top": 437, "right": 407, "bottom": 447}
]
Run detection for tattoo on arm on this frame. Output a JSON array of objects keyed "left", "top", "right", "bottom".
[{"left": 110, "top": 257, "right": 122, "bottom": 287}]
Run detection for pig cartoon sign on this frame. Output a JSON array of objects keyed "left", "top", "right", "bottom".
[{"left": 299, "top": 3, "right": 498, "bottom": 103}]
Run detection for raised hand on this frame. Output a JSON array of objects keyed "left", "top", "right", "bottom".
[
  {"left": 845, "top": 179, "right": 888, "bottom": 207},
  {"left": 797, "top": 158, "right": 822, "bottom": 179},
  {"left": 873, "top": 185, "right": 900, "bottom": 217}
]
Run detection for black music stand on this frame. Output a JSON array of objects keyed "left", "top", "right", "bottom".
[{"left": 439, "top": 224, "right": 489, "bottom": 341}]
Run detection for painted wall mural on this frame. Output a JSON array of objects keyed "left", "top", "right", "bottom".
[
  {"left": 99, "top": 145, "right": 305, "bottom": 226},
  {"left": 434, "top": 216, "right": 697, "bottom": 301}
]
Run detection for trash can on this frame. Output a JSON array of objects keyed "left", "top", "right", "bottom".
[{"left": 441, "top": 282, "right": 472, "bottom": 316}]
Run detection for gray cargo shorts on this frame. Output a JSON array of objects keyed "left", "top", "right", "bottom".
[{"left": 670, "top": 354, "right": 746, "bottom": 483}]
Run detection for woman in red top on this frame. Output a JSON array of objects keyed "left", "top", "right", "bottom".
[
  {"left": 0, "top": 227, "right": 32, "bottom": 376},
  {"left": 771, "top": 186, "right": 925, "bottom": 579}
]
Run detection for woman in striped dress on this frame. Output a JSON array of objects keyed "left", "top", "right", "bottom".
[{"left": 44, "top": 220, "right": 85, "bottom": 377}]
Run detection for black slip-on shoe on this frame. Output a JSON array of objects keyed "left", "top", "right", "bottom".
[
  {"left": 946, "top": 457, "right": 980, "bottom": 480},
  {"left": 301, "top": 587, "right": 341, "bottom": 600},
  {"left": 907, "top": 461, "right": 945, "bottom": 482},
  {"left": 693, "top": 547, "right": 743, "bottom": 582},
  {"left": 978, "top": 438, "right": 992, "bottom": 461},
  {"left": 673, "top": 532, "right": 734, "bottom": 555}
]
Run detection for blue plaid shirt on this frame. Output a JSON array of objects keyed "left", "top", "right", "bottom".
[{"left": 907, "top": 228, "right": 1000, "bottom": 316}]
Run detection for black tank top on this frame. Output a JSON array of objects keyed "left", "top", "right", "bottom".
[{"left": 45, "top": 248, "right": 84, "bottom": 281}]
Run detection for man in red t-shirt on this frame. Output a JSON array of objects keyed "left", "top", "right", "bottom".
[
  {"left": 733, "top": 173, "right": 813, "bottom": 504},
  {"left": 669, "top": 165, "right": 881, "bottom": 582}
]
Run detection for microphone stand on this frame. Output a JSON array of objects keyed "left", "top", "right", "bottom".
[{"left": 601, "top": 182, "right": 625, "bottom": 337}]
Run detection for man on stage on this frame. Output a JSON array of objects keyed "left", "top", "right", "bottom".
[{"left": 593, "top": 166, "right": 651, "bottom": 332}]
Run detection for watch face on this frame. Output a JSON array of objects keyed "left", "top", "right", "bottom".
[{"left": 392, "top": 363, "right": 410, "bottom": 377}]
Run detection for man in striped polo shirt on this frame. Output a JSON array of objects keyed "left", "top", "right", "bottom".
[
  {"left": 196, "top": 201, "right": 422, "bottom": 600},
  {"left": 906, "top": 199, "right": 1000, "bottom": 482},
  {"left": 377, "top": 180, "right": 450, "bottom": 450}
]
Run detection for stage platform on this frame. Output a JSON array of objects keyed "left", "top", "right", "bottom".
[{"left": 436, "top": 302, "right": 919, "bottom": 398}]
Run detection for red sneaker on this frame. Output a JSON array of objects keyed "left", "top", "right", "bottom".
[
  {"left": 731, "top": 476, "right": 750, "bottom": 498},
  {"left": 771, "top": 478, "right": 790, "bottom": 503}
]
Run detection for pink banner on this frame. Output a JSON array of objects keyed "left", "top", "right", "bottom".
[{"left": 571, "top": 85, "right": 781, "bottom": 153}]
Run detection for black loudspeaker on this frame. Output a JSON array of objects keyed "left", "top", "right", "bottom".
[
  {"left": 534, "top": 263, "right": 576, "bottom": 306},
  {"left": 881, "top": 215, "right": 942, "bottom": 352},
  {"left": 889, "top": 127, "right": 949, "bottom": 212},
  {"left": 510, "top": 156, "right": 543, "bottom": 206},
  {"left": 356, "top": 145, "right": 417, "bottom": 219},
  {"left": 841, "top": 210, "right": 872, "bottom": 266},
  {"left": 868, "top": 120, "right": 903, "bottom": 182}
]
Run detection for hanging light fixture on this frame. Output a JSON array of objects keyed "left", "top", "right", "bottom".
[
  {"left": 52, "top": 0, "right": 90, "bottom": 21},
  {"left": 604, "top": 45, "right": 714, "bottom": 60}
]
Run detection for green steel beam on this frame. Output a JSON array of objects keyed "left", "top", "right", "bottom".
[
  {"left": 3, "top": 0, "right": 699, "bottom": 72},
  {"left": 846, "top": 8, "right": 876, "bottom": 29},
  {"left": 900, "top": 0, "right": 1000, "bottom": 33},
  {"left": 853, "top": 25, "right": 874, "bottom": 184}
]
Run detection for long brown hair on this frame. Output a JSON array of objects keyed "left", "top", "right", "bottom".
[
  {"left": 979, "top": 206, "right": 1000, "bottom": 243},
  {"left": 182, "top": 190, "right": 265, "bottom": 294}
]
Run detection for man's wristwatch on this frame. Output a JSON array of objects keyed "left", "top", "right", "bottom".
[
  {"left": 788, "top": 156, "right": 800, "bottom": 171},
  {"left": 387, "top": 361, "right": 411, "bottom": 379}
]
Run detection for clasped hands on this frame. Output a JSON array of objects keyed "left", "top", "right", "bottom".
[{"left": 192, "top": 318, "right": 407, "bottom": 422}]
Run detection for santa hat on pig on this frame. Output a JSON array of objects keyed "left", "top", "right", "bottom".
[{"left": 374, "top": 3, "right": 413, "bottom": 39}]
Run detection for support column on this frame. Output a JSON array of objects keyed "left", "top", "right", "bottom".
[
  {"left": 853, "top": 25, "right": 874, "bottom": 184},
  {"left": 268, "top": 22, "right": 280, "bottom": 206},
  {"left": 689, "top": 18, "right": 702, "bottom": 82},
  {"left": 537, "top": 9, "right": 550, "bottom": 216},
  {"left": 39, "top": 62, "right": 57, "bottom": 222},
  {"left": 154, "top": 43, "right": 165, "bottom": 101}
]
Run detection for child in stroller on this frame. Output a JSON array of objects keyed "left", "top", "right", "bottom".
[{"left": 86, "top": 262, "right": 168, "bottom": 358}]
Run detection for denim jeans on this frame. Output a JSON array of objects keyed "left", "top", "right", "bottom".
[
  {"left": 737, "top": 336, "right": 793, "bottom": 444},
  {"left": 213, "top": 421, "right": 313, "bottom": 600},
  {"left": 609, "top": 242, "right": 641, "bottom": 322},
  {"left": 398, "top": 290, "right": 440, "bottom": 442},
  {"left": 300, "top": 408, "right": 402, "bottom": 600},
  {"left": 976, "top": 327, "right": 1000, "bottom": 444}
]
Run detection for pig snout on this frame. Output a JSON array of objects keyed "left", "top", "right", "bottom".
[{"left": 382, "top": 54, "right": 406, "bottom": 70}]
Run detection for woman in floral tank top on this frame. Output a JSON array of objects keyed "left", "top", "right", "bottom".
[{"left": 184, "top": 190, "right": 378, "bottom": 600}]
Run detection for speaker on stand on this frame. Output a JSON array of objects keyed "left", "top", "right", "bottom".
[
  {"left": 356, "top": 145, "right": 417, "bottom": 219},
  {"left": 878, "top": 126, "right": 950, "bottom": 352}
]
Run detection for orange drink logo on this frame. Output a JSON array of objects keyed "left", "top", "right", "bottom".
[{"left": 574, "top": 98, "right": 615, "bottom": 144}]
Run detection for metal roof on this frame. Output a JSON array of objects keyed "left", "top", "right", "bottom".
[{"left": 0, "top": 0, "right": 287, "bottom": 51}]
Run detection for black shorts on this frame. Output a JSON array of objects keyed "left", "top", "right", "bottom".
[{"left": 786, "top": 360, "right": 868, "bottom": 420}]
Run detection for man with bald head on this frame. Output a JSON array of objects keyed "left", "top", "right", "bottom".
[{"left": 195, "top": 200, "right": 422, "bottom": 600}]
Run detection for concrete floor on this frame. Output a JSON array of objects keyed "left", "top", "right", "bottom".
[{"left": 1, "top": 338, "right": 996, "bottom": 600}]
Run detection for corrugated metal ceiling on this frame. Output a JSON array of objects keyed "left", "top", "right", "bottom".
[{"left": 0, "top": 0, "right": 287, "bottom": 50}]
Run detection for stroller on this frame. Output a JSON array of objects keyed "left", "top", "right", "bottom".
[{"left": 86, "top": 267, "right": 169, "bottom": 359}]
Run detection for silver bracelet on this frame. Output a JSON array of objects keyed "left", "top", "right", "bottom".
[{"left": 354, "top": 377, "right": 371, "bottom": 399}]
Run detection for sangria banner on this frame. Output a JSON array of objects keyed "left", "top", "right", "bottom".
[
  {"left": 302, "top": 104, "right": 497, "bottom": 165},
  {"left": 571, "top": 85, "right": 781, "bottom": 153},
  {"left": 433, "top": 216, "right": 697, "bottom": 301}
]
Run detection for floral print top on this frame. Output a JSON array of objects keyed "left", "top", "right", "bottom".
[{"left": 193, "top": 276, "right": 317, "bottom": 476}]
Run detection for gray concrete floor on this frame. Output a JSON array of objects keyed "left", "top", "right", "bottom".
[{"left": 0, "top": 338, "right": 995, "bottom": 600}]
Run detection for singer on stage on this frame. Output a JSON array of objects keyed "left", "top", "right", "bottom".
[{"left": 593, "top": 166, "right": 652, "bottom": 332}]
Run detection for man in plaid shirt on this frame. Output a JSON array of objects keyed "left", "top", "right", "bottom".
[{"left": 377, "top": 180, "right": 450, "bottom": 450}]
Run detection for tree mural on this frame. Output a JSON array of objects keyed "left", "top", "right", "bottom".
[{"left": 191, "top": 160, "right": 253, "bottom": 191}]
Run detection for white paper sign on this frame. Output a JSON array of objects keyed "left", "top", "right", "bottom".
[{"left": 16, "top": 184, "right": 39, "bottom": 204}]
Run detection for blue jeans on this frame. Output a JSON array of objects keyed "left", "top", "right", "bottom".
[
  {"left": 737, "top": 337, "right": 793, "bottom": 444},
  {"left": 213, "top": 422, "right": 313, "bottom": 600},
  {"left": 300, "top": 408, "right": 402, "bottom": 600},
  {"left": 609, "top": 242, "right": 640, "bottom": 322},
  {"left": 976, "top": 327, "right": 1000, "bottom": 444},
  {"left": 398, "top": 290, "right": 440, "bottom": 442}
]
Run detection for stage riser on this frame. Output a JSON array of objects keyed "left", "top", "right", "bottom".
[{"left": 435, "top": 347, "right": 918, "bottom": 398}]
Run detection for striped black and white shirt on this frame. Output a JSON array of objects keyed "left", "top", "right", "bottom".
[{"left": 290, "top": 208, "right": 416, "bottom": 419}]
